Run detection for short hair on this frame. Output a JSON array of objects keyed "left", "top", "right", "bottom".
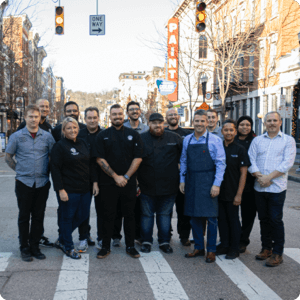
[
  {"left": 264, "top": 111, "right": 281, "bottom": 123},
  {"left": 222, "top": 119, "right": 236, "bottom": 128},
  {"left": 84, "top": 106, "right": 99, "bottom": 118},
  {"left": 127, "top": 101, "right": 140, "bottom": 112},
  {"left": 36, "top": 98, "right": 49, "bottom": 105},
  {"left": 166, "top": 108, "right": 177, "bottom": 116},
  {"left": 110, "top": 104, "right": 122, "bottom": 113},
  {"left": 207, "top": 109, "right": 218, "bottom": 116},
  {"left": 61, "top": 117, "right": 79, "bottom": 137},
  {"left": 64, "top": 101, "right": 79, "bottom": 112},
  {"left": 193, "top": 109, "right": 207, "bottom": 120},
  {"left": 25, "top": 104, "right": 40, "bottom": 117}
]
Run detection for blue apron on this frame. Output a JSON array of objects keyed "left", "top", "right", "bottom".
[{"left": 184, "top": 132, "right": 218, "bottom": 217}]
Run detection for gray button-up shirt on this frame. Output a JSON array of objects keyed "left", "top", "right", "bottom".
[
  {"left": 209, "top": 126, "right": 224, "bottom": 140},
  {"left": 124, "top": 120, "right": 149, "bottom": 134},
  {"left": 6, "top": 127, "right": 55, "bottom": 188}
]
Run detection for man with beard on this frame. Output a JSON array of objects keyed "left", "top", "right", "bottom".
[
  {"left": 52, "top": 101, "right": 86, "bottom": 142},
  {"left": 165, "top": 108, "right": 193, "bottom": 246},
  {"left": 234, "top": 116, "right": 256, "bottom": 253},
  {"left": 94, "top": 104, "right": 143, "bottom": 259},
  {"left": 138, "top": 113, "right": 183, "bottom": 254},
  {"left": 124, "top": 101, "right": 149, "bottom": 133},
  {"left": 207, "top": 109, "right": 223, "bottom": 139}
]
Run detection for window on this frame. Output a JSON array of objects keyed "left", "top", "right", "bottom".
[
  {"left": 199, "top": 35, "right": 207, "bottom": 59},
  {"left": 250, "top": 0, "right": 256, "bottom": 27},
  {"left": 235, "top": 101, "right": 240, "bottom": 120},
  {"left": 259, "top": 47, "right": 265, "bottom": 78},
  {"left": 269, "top": 34, "right": 278, "bottom": 76},
  {"left": 239, "top": 54, "right": 244, "bottom": 82},
  {"left": 242, "top": 99, "right": 247, "bottom": 116},
  {"left": 249, "top": 55, "right": 254, "bottom": 82},
  {"left": 250, "top": 98, "right": 253, "bottom": 119}
]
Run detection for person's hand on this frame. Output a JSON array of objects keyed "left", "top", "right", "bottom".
[
  {"left": 114, "top": 175, "right": 127, "bottom": 187},
  {"left": 233, "top": 194, "right": 242, "bottom": 206},
  {"left": 257, "top": 174, "right": 272, "bottom": 187},
  {"left": 59, "top": 189, "right": 69, "bottom": 202},
  {"left": 179, "top": 182, "right": 185, "bottom": 194},
  {"left": 93, "top": 182, "right": 99, "bottom": 196},
  {"left": 210, "top": 185, "right": 220, "bottom": 198}
]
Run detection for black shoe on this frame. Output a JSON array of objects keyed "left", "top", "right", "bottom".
[
  {"left": 225, "top": 250, "right": 240, "bottom": 260},
  {"left": 39, "top": 236, "right": 54, "bottom": 247},
  {"left": 159, "top": 244, "right": 173, "bottom": 254},
  {"left": 216, "top": 244, "right": 229, "bottom": 255},
  {"left": 20, "top": 247, "right": 33, "bottom": 262},
  {"left": 66, "top": 249, "right": 81, "bottom": 260},
  {"left": 31, "top": 248, "right": 46, "bottom": 260},
  {"left": 97, "top": 247, "right": 111, "bottom": 259},
  {"left": 239, "top": 244, "right": 247, "bottom": 253},
  {"left": 181, "top": 239, "right": 191, "bottom": 246},
  {"left": 126, "top": 247, "right": 141, "bottom": 258},
  {"left": 190, "top": 239, "right": 195, "bottom": 244},
  {"left": 141, "top": 244, "right": 151, "bottom": 253},
  {"left": 87, "top": 236, "right": 95, "bottom": 246}
]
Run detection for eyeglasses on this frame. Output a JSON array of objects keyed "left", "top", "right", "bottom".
[
  {"left": 168, "top": 114, "right": 178, "bottom": 117},
  {"left": 128, "top": 108, "right": 140, "bottom": 112},
  {"left": 66, "top": 109, "right": 78, "bottom": 113}
]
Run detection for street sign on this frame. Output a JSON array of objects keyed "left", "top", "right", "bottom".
[
  {"left": 177, "top": 107, "right": 184, "bottom": 117},
  {"left": 205, "top": 92, "right": 212, "bottom": 100},
  {"left": 280, "top": 95, "right": 285, "bottom": 106},
  {"left": 285, "top": 107, "right": 293, "bottom": 119},
  {"left": 278, "top": 106, "right": 285, "bottom": 118},
  {"left": 90, "top": 15, "right": 105, "bottom": 35},
  {"left": 156, "top": 79, "right": 177, "bottom": 96},
  {"left": 196, "top": 102, "right": 210, "bottom": 110}
]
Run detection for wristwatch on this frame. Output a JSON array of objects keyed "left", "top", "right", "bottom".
[{"left": 124, "top": 174, "right": 130, "bottom": 180}]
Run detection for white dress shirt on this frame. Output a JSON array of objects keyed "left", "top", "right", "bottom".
[{"left": 248, "top": 131, "right": 296, "bottom": 193}]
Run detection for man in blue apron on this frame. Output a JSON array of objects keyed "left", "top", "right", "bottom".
[{"left": 180, "top": 110, "right": 226, "bottom": 263}]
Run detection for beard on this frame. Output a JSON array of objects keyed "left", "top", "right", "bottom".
[
  {"left": 150, "top": 127, "right": 164, "bottom": 136},
  {"left": 69, "top": 114, "right": 79, "bottom": 121},
  {"left": 167, "top": 118, "right": 178, "bottom": 126},
  {"left": 111, "top": 119, "right": 124, "bottom": 127}
]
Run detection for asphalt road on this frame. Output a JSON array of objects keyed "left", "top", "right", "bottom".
[{"left": 0, "top": 156, "right": 300, "bottom": 300}]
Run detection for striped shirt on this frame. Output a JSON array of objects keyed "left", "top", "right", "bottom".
[{"left": 248, "top": 131, "right": 296, "bottom": 193}]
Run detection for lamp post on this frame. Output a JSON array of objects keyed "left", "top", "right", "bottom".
[
  {"left": 200, "top": 74, "right": 208, "bottom": 103},
  {"left": 257, "top": 113, "right": 263, "bottom": 135}
]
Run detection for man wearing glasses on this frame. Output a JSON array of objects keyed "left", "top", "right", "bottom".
[{"left": 124, "top": 101, "right": 149, "bottom": 134}]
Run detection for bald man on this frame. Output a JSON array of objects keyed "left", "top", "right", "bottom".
[{"left": 17, "top": 99, "right": 52, "bottom": 134}]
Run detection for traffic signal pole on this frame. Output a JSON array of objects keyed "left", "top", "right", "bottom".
[{"left": 96, "top": 0, "right": 98, "bottom": 15}]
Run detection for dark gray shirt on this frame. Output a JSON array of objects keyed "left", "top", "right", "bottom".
[{"left": 124, "top": 120, "right": 149, "bottom": 134}]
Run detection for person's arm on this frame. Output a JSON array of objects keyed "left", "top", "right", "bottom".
[
  {"left": 5, "top": 153, "right": 16, "bottom": 171},
  {"left": 233, "top": 166, "right": 248, "bottom": 206},
  {"left": 179, "top": 137, "right": 188, "bottom": 193},
  {"left": 125, "top": 158, "right": 142, "bottom": 178},
  {"left": 247, "top": 138, "right": 261, "bottom": 176},
  {"left": 50, "top": 143, "right": 65, "bottom": 193},
  {"left": 5, "top": 134, "right": 17, "bottom": 171}
]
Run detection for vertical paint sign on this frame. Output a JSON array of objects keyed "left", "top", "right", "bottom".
[{"left": 167, "top": 18, "right": 179, "bottom": 102}]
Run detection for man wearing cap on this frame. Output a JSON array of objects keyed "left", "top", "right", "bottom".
[{"left": 138, "top": 113, "right": 183, "bottom": 254}]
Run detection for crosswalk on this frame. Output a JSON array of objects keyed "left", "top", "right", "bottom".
[{"left": 1, "top": 248, "right": 300, "bottom": 300}]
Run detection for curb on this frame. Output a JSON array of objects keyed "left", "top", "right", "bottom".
[{"left": 288, "top": 175, "right": 300, "bottom": 183}]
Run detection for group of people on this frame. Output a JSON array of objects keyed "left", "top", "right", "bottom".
[{"left": 4, "top": 98, "right": 296, "bottom": 268}]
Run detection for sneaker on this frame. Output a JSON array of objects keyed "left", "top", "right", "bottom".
[
  {"left": 216, "top": 244, "right": 229, "bottom": 255},
  {"left": 141, "top": 244, "right": 151, "bottom": 253},
  {"left": 54, "top": 239, "right": 66, "bottom": 253},
  {"left": 31, "top": 248, "right": 46, "bottom": 260},
  {"left": 97, "top": 247, "right": 111, "bottom": 259},
  {"left": 181, "top": 239, "right": 191, "bottom": 246},
  {"left": 77, "top": 239, "right": 88, "bottom": 253},
  {"left": 39, "top": 236, "right": 54, "bottom": 247},
  {"left": 159, "top": 244, "right": 173, "bottom": 254},
  {"left": 20, "top": 247, "right": 33, "bottom": 262},
  {"left": 113, "top": 238, "right": 121, "bottom": 247},
  {"left": 87, "top": 236, "right": 95, "bottom": 246},
  {"left": 96, "top": 240, "right": 102, "bottom": 250},
  {"left": 255, "top": 248, "right": 272, "bottom": 260},
  {"left": 239, "top": 244, "right": 247, "bottom": 253},
  {"left": 225, "top": 250, "right": 240, "bottom": 260},
  {"left": 66, "top": 249, "right": 81, "bottom": 260},
  {"left": 265, "top": 254, "right": 283, "bottom": 267},
  {"left": 126, "top": 247, "right": 141, "bottom": 258}
]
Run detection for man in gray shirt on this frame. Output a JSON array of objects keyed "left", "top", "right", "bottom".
[
  {"left": 5, "top": 104, "right": 55, "bottom": 262},
  {"left": 124, "top": 101, "right": 149, "bottom": 133},
  {"left": 207, "top": 109, "right": 223, "bottom": 139}
]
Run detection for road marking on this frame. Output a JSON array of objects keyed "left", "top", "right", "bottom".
[
  {"left": 139, "top": 251, "right": 189, "bottom": 300},
  {"left": 285, "top": 248, "right": 300, "bottom": 264},
  {"left": 0, "top": 175, "right": 15, "bottom": 177},
  {"left": 53, "top": 254, "right": 89, "bottom": 300},
  {"left": 0, "top": 252, "right": 12, "bottom": 271},
  {"left": 216, "top": 255, "right": 282, "bottom": 300}
]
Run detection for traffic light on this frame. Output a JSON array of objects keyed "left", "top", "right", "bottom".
[
  {"left": 195, "top": 2, "right": 206, "bottom": 33},
  {"left": 55, "top": 6, "right": 64, "bottom": 35}
]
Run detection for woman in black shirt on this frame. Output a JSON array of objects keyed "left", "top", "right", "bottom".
[{"left": 51, "top": 117, "right": 98, "bottom": 259}]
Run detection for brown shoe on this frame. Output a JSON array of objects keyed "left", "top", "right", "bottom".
[
  {"left": 255, "top": 249, "right": 272, "bottom": 260},
  {"left": 265, "top": 254, "right": 283, "bottom": 267},
  {"left": 185, "top": 249, "right": 205, "bottom": 258},
  {"left": 206, "top": 252, "right": 216, "bottom": 263}
]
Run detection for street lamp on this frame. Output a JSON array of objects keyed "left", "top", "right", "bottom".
[
  {"left": 200, "top": 74, "right": 208, "bottom": 103},
  {"left": 257, "top": 113, "right": 263, "bottom": 135}
]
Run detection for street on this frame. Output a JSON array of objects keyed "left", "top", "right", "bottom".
[{"left": 0, "top": 156, "right": 300, "bottom": 300}]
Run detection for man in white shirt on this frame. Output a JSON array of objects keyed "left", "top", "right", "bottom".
[{"left": 248, "top": 111, "right": 296, "bottom": 267}]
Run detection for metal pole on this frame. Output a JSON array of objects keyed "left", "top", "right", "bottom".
[
  {"left": 165, "top": 51, "right": 168, "bottom": 80},
  {"left": 96, "top": 0, "right": 98, "bottom": 15}
]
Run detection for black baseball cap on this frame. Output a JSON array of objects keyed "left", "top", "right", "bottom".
[{"left": 149, "top": 113, "right": 164, "bottom": 122}]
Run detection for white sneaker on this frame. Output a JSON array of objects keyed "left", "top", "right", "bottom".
[
  {"left": 77, "top": 239, "right": 88, "bottom": 253},
  {"left": 96, "top": 240, "right": 102, "bottom": 250}
]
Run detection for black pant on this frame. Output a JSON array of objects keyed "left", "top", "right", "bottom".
[
  {"left": 15, "top": 180, "right": 50, "bottom": 250},
  {"left": 175, "top": 191, "right": 191, "bottom": 240},
  {"left": 218, "top": 200, "right": 241, "bottom": 252},
  {"left": 240, "top": 189, "right": 256, "bottom": 246},
  {"left": 100, "top": 184, "right": 136, "bottom": 249},
  {"left": 78, "top": 192, "right": 93, "bottom": 241}
]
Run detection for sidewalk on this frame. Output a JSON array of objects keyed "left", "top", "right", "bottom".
[{"left": 288, "top": 164, "right": 300, "bottom": 183}]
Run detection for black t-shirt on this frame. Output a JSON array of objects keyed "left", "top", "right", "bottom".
[
  {"left": 219, "top": 141, "right": 251, "bottom": 202},
  {"left": 17, "top": 120, "right": 53, "bottom": 134},
  {"left": 165, "top": 126, "right": 193, "bottom": 138},
  {"left": 138, "top": 131, "right": 183, "bottom": 196},
  {"left": 234, "top": 134, "right": 255, "bottom": 193},
  {"left": 92, "top": 126, "right": 143, "bottom": 186},
  {"left": 52, "top": 122, "right": 86, "bottom": 142}
]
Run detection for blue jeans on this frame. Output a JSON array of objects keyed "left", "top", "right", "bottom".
[
  {"left": 255, "top": 190, "right": 286, "bottom": 255},
  {"left": 140, "top": 193, "right": 176, "bottom": 245},
  {"left": 57, "top": 191, "right": 91, "bottom": 251},
  {"left": 190, "top": 217, "right": 217, "bottom": 252}
]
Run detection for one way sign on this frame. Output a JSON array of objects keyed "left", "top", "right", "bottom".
[{"left": 90, "top": 15, "right": 105, "bottom": 36}]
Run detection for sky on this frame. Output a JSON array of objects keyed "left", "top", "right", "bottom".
[{"left": 8, "top": 0, "right": 179, "bottom": 93}]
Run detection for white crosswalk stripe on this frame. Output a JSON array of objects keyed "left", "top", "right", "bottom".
[
  {"left": 0, "top": 253, "right": 12, "bottom": 272},
  {"left": 284, "top": 248, "right": 300, "bottom": 264}
]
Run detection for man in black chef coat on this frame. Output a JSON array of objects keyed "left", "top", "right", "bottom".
[
  {"left": 94, "top": 104, "right": 143, "bottom": 259},
  {"left": 138, "top": 113, "right": 183, "bottom": 254},
  {"left": 165, "top": 108, "right": 192, "bottom": 246}
]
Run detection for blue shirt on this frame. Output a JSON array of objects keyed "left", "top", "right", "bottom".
[
  {"left": 6, "top": 127, "right": 55, "bottom": 188},
  {"left": 123, "top": 120, "right": 149, "bottom": 134},
  {"left": 180, "top": 130, "right": 226, "bottom": 186}
]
